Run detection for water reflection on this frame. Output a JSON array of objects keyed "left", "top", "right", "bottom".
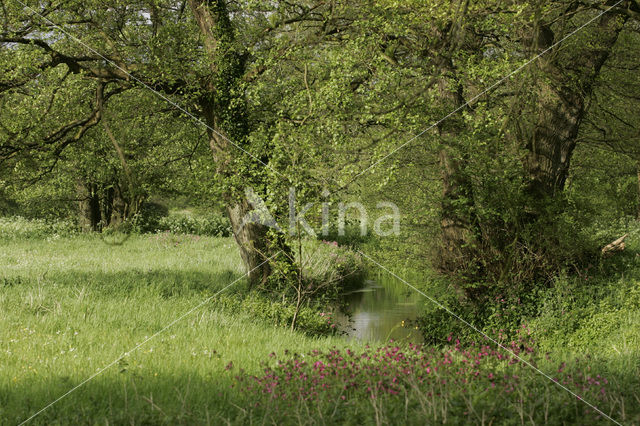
[{"left": 336, "top": 273, "right": 425, "bottom": 343}]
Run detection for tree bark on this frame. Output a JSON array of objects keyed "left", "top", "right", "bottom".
[
  {"left": 77, "top": 181, "right": 101, "bottom": 232},
  {"left": 102, "top": 186, "right": 114, "bottom": 227},
  {"left": 636, "top": 160, "right": 640, "bottom": 220},
  {"left": 438, "top": 148, "right": 478, "bottom": 279},
  {"left": 226, "top": 201, "right": 272, "bottom": 287},
  {"left": 188, "top": 0, "right": 288, "bottom": 288},
  {"left": 523, "top": 11, "right": 626, "bottom": 200},
  {"left": 110, "top": 184, "right": 127, "bottom": 227},
  {"left": 435, "top": 68, "right": 480, "bottom": 283}
]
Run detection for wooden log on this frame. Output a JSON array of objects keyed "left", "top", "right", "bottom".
[{"left": 601, "top": 234, "right": 628, "bottom": 256}]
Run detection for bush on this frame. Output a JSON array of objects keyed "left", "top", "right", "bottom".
[
  {"left": 0, "top": 216, "right": 77, "bottom": 240},
  {"left": 421, "top": 216, "right": 640, "bottom": 353},
  {"left": 156, "top": 213, "right": 231, "bottom": 237},
  {"left": 420, "top": 214, "right": 640, "bottom": 346}
]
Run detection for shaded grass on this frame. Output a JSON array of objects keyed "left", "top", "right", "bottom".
[
  {"left": 0, "top": 234, "right": 361, "bottom": 424},
  {"left": 2, "top": 233, "right": 639, "bottom": 424}
]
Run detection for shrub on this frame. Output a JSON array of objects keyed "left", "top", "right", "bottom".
[
  {"left": 154, "top": 213, "right": 232, "bottom": 237},
  {"left": 0, "top": 216, "right": 77, "bottom": 240},
  {"left": 421, "top": 216, "right": 640, "bottom": 346}
]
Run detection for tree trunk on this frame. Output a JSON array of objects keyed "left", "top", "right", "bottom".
[
  {"left": 88, "top": 183, "right": 101, "bottom": 231},
  {"left": 438, "top": 148, "right": 478, "bottom": 279},
  {"left": 435, "top": 70, "right": 480, "bottom": 284},
  {"left": 226, "top": 201, "right": 272, "bottom": 288},
  {"left": 523, "top": 11, "right": 626, "bottom": 200},
  {"left": 188, "top": 0, "right": 291, "bottom": 288},
  {"left": 110, "top": 184, "right": 126, "bottom": 227},
  {"left": 102, "top": 186, "right": 114, "bottom": 227},
  {"left": 524, "top": 92, "right": 583, "bottom": 199},
  {"left": 636, "top": 160, "right": 640, "bottom": 220},
  {"left": 77, "top": 181, "right": 101, "bottom": 232}
]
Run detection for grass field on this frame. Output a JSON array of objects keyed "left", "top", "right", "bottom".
[
  {"left": 0, "top": 234, "right": 361, "bottom": 424},
  {"left": 1, "top": 233, "right": 639, "bottom": 424}
]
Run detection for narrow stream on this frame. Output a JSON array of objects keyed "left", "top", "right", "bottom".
[{"left": 336, "top": 272, "right": 426, "bottom": 343}]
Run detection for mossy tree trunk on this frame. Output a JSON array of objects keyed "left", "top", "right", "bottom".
[
  {"left": 188, "top": 0, "right": 288, "bottom": 288},
  {"left": 522, "top": 10, "right": 626, "bottom": 205}
]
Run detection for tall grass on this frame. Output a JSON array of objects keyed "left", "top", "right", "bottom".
[
  {"left": 0, "top": 234, "right": 357, "bottom": 424},
  {"left": 1, "top": 224, "right": 639, "bottom": 424}
]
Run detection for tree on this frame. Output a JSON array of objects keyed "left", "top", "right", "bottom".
[
  {"left": 0, "top": 0, "right": 338, "bottom": 287},
  {"left": 298, "top": 0, "right": 640, "bottom": 295}
]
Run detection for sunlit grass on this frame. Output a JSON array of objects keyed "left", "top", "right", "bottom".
[
  {"left": 1, "top": 233, "right": 639, "bottom": 424},
  {"left": 0, "top": 234, "right": 359, "bottom": 424}
]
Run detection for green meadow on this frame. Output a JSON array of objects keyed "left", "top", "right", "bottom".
[
  {"left": 2, "top": 232, "right": 639, "bottom": 424},
  {"left": 0, "top": 234, "right": 359, "bottom": 424}
]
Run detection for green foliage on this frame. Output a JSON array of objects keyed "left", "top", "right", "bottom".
[
  {"left": 248, "top": 238, "right": 367, "bottom": 321},
  {"left": 212, "top": 292, "right": 337, "bottom": 337},
  {"left": 0, "top": 186, "right": 17, "bottom": 215},
  {"left": 531, "top": 263, "right": 640, "bottom": 356},
  {"left": 300, "top": 240, "right": 366, "bottom": 290},
  {"left": 318, "top": 222, "right": 372, "bottom": 249},
  {"left": 416, "top": 298, "right": 469, "bottom": 347},
  {"left": 420, "top": 219, "right": 640, "bottom": 352},
  {"left": 154, "top": 212, "right": 232, "bottom": 237},
  {"left": 582, "top": 215, "right": 640, "bottom": 248},
  {"left": 1, "top": 1, "right": 640, "bottom": 422},
  {"left": 0, "top": 216, "right": 77, "bottom": 240}
]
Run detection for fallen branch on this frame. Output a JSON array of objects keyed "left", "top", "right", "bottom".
[{"left": 601, "top": 234, "right": 628, "bottom": 256}]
